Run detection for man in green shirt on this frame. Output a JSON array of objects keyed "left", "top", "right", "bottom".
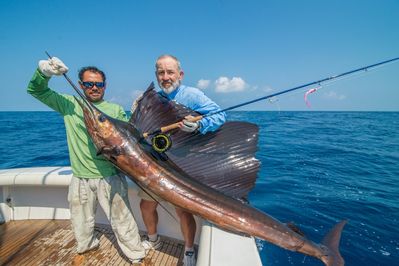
[{"left": 27, "top": 57, "right": 146, "bottom": 263}]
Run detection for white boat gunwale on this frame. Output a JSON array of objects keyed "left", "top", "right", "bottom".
[{"left": 0, "top": 166, "right": 262, "bottom": 266}]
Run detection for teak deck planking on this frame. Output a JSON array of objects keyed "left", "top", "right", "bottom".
[{"left": 0, "top": 220, "right": 187, "bottom": 266}]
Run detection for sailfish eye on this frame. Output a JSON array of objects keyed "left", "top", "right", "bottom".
[{"left": 98, "top": 114, "right": 106, "bottom": 123}]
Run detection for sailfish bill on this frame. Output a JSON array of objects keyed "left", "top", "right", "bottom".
[{"left": 75, "top": 83, "right": 346, "bottom": 266}]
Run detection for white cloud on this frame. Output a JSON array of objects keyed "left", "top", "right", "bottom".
[
  {"left": 197, "top": 79, "right": 211, "bottom": 89},
  {"left": 214, "top": 76, "right": 247, "bottom": 93},
  {"left": 324, "top": 91, "right": 346, "bottom": 100}
]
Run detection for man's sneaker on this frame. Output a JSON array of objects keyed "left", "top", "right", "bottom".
[
  {"left": 183, "top": 250, "right": 196, "bottom": 266},
  {"left": 130, "top": 257, "right": 145, "bottom": 266},
  {"left": 142, "top": 235, "right": 162, "bottom": 250}
]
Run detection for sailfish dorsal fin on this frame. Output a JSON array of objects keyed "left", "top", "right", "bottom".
[{"left": 130, "top": 83, "right": 260, "bottom": 199}]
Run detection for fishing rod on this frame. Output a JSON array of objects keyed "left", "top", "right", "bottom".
[
  {"left": 143, "top": 56, "right": 399, "bottom": 140},
  {"left": 214, "top": 57, "right": 399, "bottom": 114}
]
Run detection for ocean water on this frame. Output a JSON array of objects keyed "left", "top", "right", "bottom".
[{"left": 1, "top": 111, "right": 398, "bottom": 266}]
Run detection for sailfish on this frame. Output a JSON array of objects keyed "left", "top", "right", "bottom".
[{"left": 76, "top": 83, "right": 346, "bottom": 266}]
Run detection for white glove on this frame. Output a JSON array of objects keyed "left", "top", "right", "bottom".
[
  {"left": 38, "top": 57, "right": 69, "bottom": 77},
  {"left": 180, "top": 119, "right": 199, "bottom": 133}
]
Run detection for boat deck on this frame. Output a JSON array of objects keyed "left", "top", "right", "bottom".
[{"left": 0, "top": 220, "right": 186, "bottom": 265}]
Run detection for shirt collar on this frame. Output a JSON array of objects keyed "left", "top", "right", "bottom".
[{"left": 93, "top": 100, "right": 105, "bottom": 106}]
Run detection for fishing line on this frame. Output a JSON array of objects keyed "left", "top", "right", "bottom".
[
  {"left": 268, "top": 96, "right": 281, "bottom": 113},
  {"left": 300, "top": 69, "right": 380, "bottom": 108},
  {"left": 132, "top": 178, "right": 180, "bottom": 224}
]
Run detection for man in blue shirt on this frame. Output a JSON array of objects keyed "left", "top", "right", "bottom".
[{"left": 137, "top": 54, "right": 226, "bottom": 266}]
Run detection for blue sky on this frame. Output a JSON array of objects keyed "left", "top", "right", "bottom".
[{"left": 1, "top": 0, "right": 398, "bottom": 111}]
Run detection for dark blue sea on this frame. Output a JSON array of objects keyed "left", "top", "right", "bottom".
[{"left": 1, "top": 111, "right": 398, "bottom": 266}]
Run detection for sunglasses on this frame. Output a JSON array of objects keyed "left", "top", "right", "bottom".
[{"left": 80, "top": 81, "right": 106, "bottom": 89}]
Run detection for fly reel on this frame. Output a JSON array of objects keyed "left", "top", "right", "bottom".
[{"left": 151, "top": 133, "right": 172, "bottom": 153}]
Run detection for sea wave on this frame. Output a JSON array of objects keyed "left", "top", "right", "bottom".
[{"left": 1, "top": 111, "right": 398, "bottom": 265}]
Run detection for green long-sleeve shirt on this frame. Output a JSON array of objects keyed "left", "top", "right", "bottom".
[{"left": 27, "top": 69, "right": 128, "bottom": 178}]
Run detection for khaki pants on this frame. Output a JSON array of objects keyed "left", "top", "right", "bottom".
[{"left": 68, "top": 175, "right": 145, "bottom": 260}]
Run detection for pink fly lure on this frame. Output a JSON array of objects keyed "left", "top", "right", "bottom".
[{"left": 304, "top": 87, "right": 320, "bottom": 108}]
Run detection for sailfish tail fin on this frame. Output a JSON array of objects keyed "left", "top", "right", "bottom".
[{"left": 321, "top": 220, "right": 347, "bottom": 266}]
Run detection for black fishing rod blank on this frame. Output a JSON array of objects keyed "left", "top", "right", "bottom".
[
  {"left": 144, "top": 56, "right": 399, "bottom": 139},
  {"left": 209, "top": 56, "right": 399, "bottom": 115},
  {"left": 45, "top": 51, "right": 94, "bottom": 111}
]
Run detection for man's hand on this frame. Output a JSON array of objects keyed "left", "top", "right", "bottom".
[
  {"left": 38, "top": 57, "right": 69, "bottom": 77},
  {"left": 180, "top": 115, "right": 200, "bottom": 133}
]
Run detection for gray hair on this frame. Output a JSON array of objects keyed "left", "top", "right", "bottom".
[{"left": 155, "top": 54, "right": 182, "bottom": 71}]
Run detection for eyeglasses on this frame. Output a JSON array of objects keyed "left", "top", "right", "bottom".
[{"left": 80, "top": 81, "right": 105, "bottom": 89}]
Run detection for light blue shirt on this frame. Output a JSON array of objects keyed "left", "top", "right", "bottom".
[{"left": 159, "top": 85, "right": 226, "bottom": 134}]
